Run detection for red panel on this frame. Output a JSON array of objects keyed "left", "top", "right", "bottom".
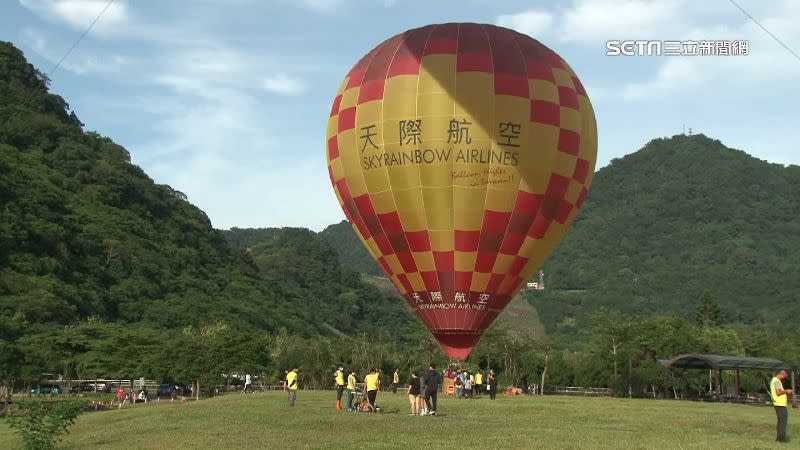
[
  {"left": 546, "top": 51, "right": 565, "bottom": 69},
  {"left": 478, "top": 232, "right": 503, "bottom": 253},
  {"left": 406, "top": 230, "right": 432, "bottom": 252},
  {"left": 388, "top": 26, "right": 432, "bottom": 78},
  {"left": 396, "top": 252, "right": 418, "bottom": 273},
  {"left": 457, "top": 23, "right": 492, "bottom": 73},
  {"left": 525, "top": 61, "right": 556, "bottom": 82},
  {"left": 374, "top": 233, "right": 393, "bottom": 255},
  {"left": 424, "top": 23, "right": 459, "bottom": 55},
  {"left": 530, "top": 100, "right": 559, "bottom": 127},
  {"left": 327, "top": 136, "right": 339, "bottom": 160},
  {"left": 575, "top": 187, "right": 588, "bottom": 209},
  {"left": 377, "top": 211, "right": 404, "bottom": 234},
  {"left": 482, "top": 210, "right": 512, "bottom": 233},
  {"left": 487, "top": 26, "right": 526, "bottom": 76},
  {"left": 499, "top": 232, "right": 525, "bottom": 255},
  {"left": 507, "top": 212, "right": 534, "bottom": 235},
  {"left": 558, "top": 129, "right": 580, "bottom": 156},
  {"left": 494, "top": 73, "right": 529, "bottom": 98},
  {"left": 362, "top": 34, "right": 403, "bottom": 84},
  {"left": 454, "top": 230, "right": 480, "bottom": 252},
  {"left": 572, "top": 158, "right": 589, "bottom": 183},
  {"left": 513, "top": 191, "right": 543, "bottom": 215},
  {"left": 509, "top": 256, "right": 528, "bottom": 276},
  {"left": 433, "top": 251, "right": 454, "bottom": 271},
  {"left": 329, "top": 94, "right": 342, "bottom": 117},
  {"left": 455, "top": 271, "right": 473, "bottom": 291},
  {"left": 475, "top": 251, "right": 497, "bottom": 273},
  {"left": 545, "top": 174, "right": 571, "bottom": 199},
  {"left": 397, "top": 273, "right": 413, "bottom": 292},
  {"left": 539, "top": 197, "right": 560, "bottom": 221},
  {"left": 529, "top": 214, "right": 551, "bottom": 239},
  {"left": 554, "top": 199, "right": 573, "bottom": 224},
  {"left": 557, "top": 86, "right": 579, "bottom": 110},
  {"left": 437, "top": 271, "right": 455, "bottom": 294},
  {"left": 357, "top": 79, "right": 385, "bottom": 104},
  {"left": 387, "top": 233, "right": 410, "bottom": 252},
  {"left": 572, "top": 76, "right": 587, "bottom": 96},
  {"left": 486, "top": 273, "right": 505, "bottom": 292},
  {"left": 337, "top": 106, "right": 356, "bottom": 132},
  {"left": 421, "top": 271, "right": 439, "bottom": 291},
  {"left": 346, "top": 43, "right": 381, "bottom": 89}
]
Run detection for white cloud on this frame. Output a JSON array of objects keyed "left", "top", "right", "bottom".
[
  {"left": 21, "top": 28, "right": 130, "bottom": 74},
  {"left": 496, "top": 10, "right": 553, "bottom": 38},
  {"left": 262, "top": 74, "right": 307, "bottom": 95},
  {"left": 561, "top": 0, "right": 687, "bottom": 43},
  {"left": 19, "top": 0, "right": 130, "bottom": 36}
]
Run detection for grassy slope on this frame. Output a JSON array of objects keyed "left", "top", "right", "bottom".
[{"left": 1, "top": 392, "right": 794, "bottom": 449}]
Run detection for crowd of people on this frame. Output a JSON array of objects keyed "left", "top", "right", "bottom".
[{"left": 283, "top": 363, "right": 502, "bottom": 415}]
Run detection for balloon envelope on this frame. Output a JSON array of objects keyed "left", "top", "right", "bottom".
[{"left": 325, "top": 23, "right": 597, "bottom": 360}]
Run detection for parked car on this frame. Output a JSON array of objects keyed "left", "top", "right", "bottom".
[
  {"left": 70, "top": 382, "right": 108, "bottom": 393},
  {"left": 157, "top": 382, "right": 192, "bottom": 397},
  {"left": 31, "top": 384, "right": 62, "bottom": 395}
]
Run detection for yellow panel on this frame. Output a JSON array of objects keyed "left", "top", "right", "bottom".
[
  {"left": 397, "top": 208, "right": 427, "bottom": 232},
  {"left": 420, "top": 162, "right": 452, "bottom": 188},
  {"left": 552, "top": 69, "right": 574, "bottom": 88},
  {"left": 553, "top": 151, "right": 578, "bottom": 179},
  {"left": 419, "top": 92, "right": 454, "bottom": 117},
  {"left": 340, "top": 139, "right": 367, "bottom": 196},
  {"left": 364, "top": 167, "right": 391, "bottom": 193},
  {"left": 385, "top": 254, "right": 403, "bottom": 275},
  {"left": 484, "top": 188, "right": 516, "bottom": 212},
  {"left": 453, "top": 186, "right": 486, "bottom": 230},
  {"left": 326, "top": 117, "right": 338, "bottom": 139},
  {"left": 422, "top": 187, "right": 453, "bottom": 231},
  {"left": 390, "top": 275, "right": 407, "bottom": 294},
  {"left": 383, "top": 75, "right": 419, "bottom": 120},
  {"left": 407, "top": 272, "right": 425, "bottom": 292},
  {"left": 336, "top": 77, "right": 349, "bottom": 95},
  {"left": 329, "top": 158, "right": 344, "bottom": 182},
  {"left": 385, "top": 143, "right": 420, "bottom": 190},
  {"left": 454, "top": 73, "right": 493, "bottom": 138},
  {"left": 429, "top": 230, "right": 454, "bottom": 252},
  {"left": 559, "top": 107, "right": 582, "bottom": 133},
  {"left": 356, "top": 101, "right": 382, "bottom": 128},
  {"left": 340, "top": 87, "right": 359, "bottom": 109},
  {"left": 419, "top": 54, "right": 456, "bottom": 94},
  {"left": 454, "top": 251, "right": 477, "bottom": 272},
  {"left": 333, "top": 186, "right": 343, "bottom": 206},
  {"left": 354, "top": 120, "right": 383, "bottom": 154},
  {"left": 370, "top": 190, "right": 397, "bottom": 214},
  {"left": 363, "top": 237, "right": 381, "bottom": 260},
  {"left": 529, "top": 79, "right": 558, "bottom": 103},
  {"left": 492, "top": 254, "right": 515, "bottom": 274},
  {"left": 470, "top": 272, "right": 490, "bottom": 292},
  {"left": 517, "top": 236, "right": 538, "bottom": 258},
  {"left": 393, "top": 187, "right": 423, "bottom": 211},
  {"left": 578, "top": 98, "right": 598, "bottom": 162},
  {"left": 413, "top": 252, "right": 435, "bottom": 272}
]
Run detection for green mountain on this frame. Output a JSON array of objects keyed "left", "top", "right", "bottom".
[
  {"left": 319, "top": 221, "right": 382, "bottom": 276},
  {"left": 322, "top": 135, "right": 800, "bottom": 334},
  {"left": 0, "top": 42, "right": 416, "bottom": 338}
]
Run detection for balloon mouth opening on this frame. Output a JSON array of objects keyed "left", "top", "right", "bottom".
[{"left": 432, "top": 331, "right": 482, "bottom": 361}]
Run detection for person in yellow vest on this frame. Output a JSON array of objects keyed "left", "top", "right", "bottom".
[
  {"left": 475, "top": 370, "right": 484, "bottom": 397},
  {"left": 392, "top": 368, "right": 400, "bottom": 394},
  {"left": 346, "top": 369, "right": 357, "bottom": 412},
  {"left": 365, "top": 368, "right": 380, "bottom": 412},
  {"left": 286, "top": 367, "right": 299, "bottom": 407},
  {"left": 333, "top": 364, "right": 345, "bottom": 410},
  {"left": 770, "top": 369, "right": 793, "bottom": 443}
]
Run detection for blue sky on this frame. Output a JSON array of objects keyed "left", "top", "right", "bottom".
[{"left": 1, "top": 0, "right": 798, "bottom": 231}]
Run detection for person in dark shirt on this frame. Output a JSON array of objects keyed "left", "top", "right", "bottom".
[
  {"left": 422, "top": 363, "right": 440, "bottom": 415},
  {"left": 407, "top": 371, "right": 422, "bottom": 415},
  {"left": 488, "top": 369, "right": 498, "bottom": 400}
]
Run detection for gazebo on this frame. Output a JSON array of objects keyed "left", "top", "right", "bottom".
[{"left": 659, "top": 354, "right": 795, "bottom": 403}]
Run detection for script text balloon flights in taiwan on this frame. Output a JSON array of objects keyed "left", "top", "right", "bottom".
[{"left": 325, "top": 23, "right": 597, "bottom": 360}]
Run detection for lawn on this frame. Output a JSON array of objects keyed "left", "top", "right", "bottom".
[{"left": 0, "top": 391, "right": 795, "bottom": 449}]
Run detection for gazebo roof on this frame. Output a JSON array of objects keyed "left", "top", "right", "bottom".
[{"left": 658, "top": 354, "right": 790, "bottom": 371}]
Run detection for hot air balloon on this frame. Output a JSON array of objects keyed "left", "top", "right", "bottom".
[{"left": 325, "top": 23, "right": 597, "bottom": 360}]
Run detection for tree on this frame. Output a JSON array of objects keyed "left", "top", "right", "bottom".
[{"left": 696, "top": 290, "right": 722, "bottom": 328}]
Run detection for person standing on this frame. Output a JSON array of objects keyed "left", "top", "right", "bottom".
[
  {"left": 407, "top": 371, "right": 422, "bottom": 415},
  {"left": 243, "top": 373, "right": 252, "bottom": 393},
  {"left": 419, "top": 370, "right": 428, "bottom": 415},
  {"left": 333, "top": 365, "right": 345, "bottom": 410},
  {"left": 488, "top": 369, "right": 497, "bottom": 400},
  {"left": 346, "top": 369, "right": 357, "bottom": 412},
  {"left": 365, "top": 368, "right": 380, "bottom": 412},
  {"left": 423, "top": 363, "right": 440, "bottom": 415},
  {"left": 475, "top": 370, "right": 483, "bottom": 397},
  {"left": 286, "top": 367, "right": 299, "bottom": 407},
  {"left": 770, "top": 369, "right": 793, "bottom": 443},
  {"left": 392, "top": 369, "right": 400, "bottom": 394}
]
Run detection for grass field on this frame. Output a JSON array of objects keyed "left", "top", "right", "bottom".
[{"left": 0, "top": 391, "right": 796, "bottom": 449}]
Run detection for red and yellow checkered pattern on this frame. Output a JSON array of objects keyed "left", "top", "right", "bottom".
[{"left": 326, "top": 23, "right": 597, "bottom": 360}]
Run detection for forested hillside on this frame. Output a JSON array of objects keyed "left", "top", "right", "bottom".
[{"left": 0, "top": 42, "right": 421, "bottom": 388}]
